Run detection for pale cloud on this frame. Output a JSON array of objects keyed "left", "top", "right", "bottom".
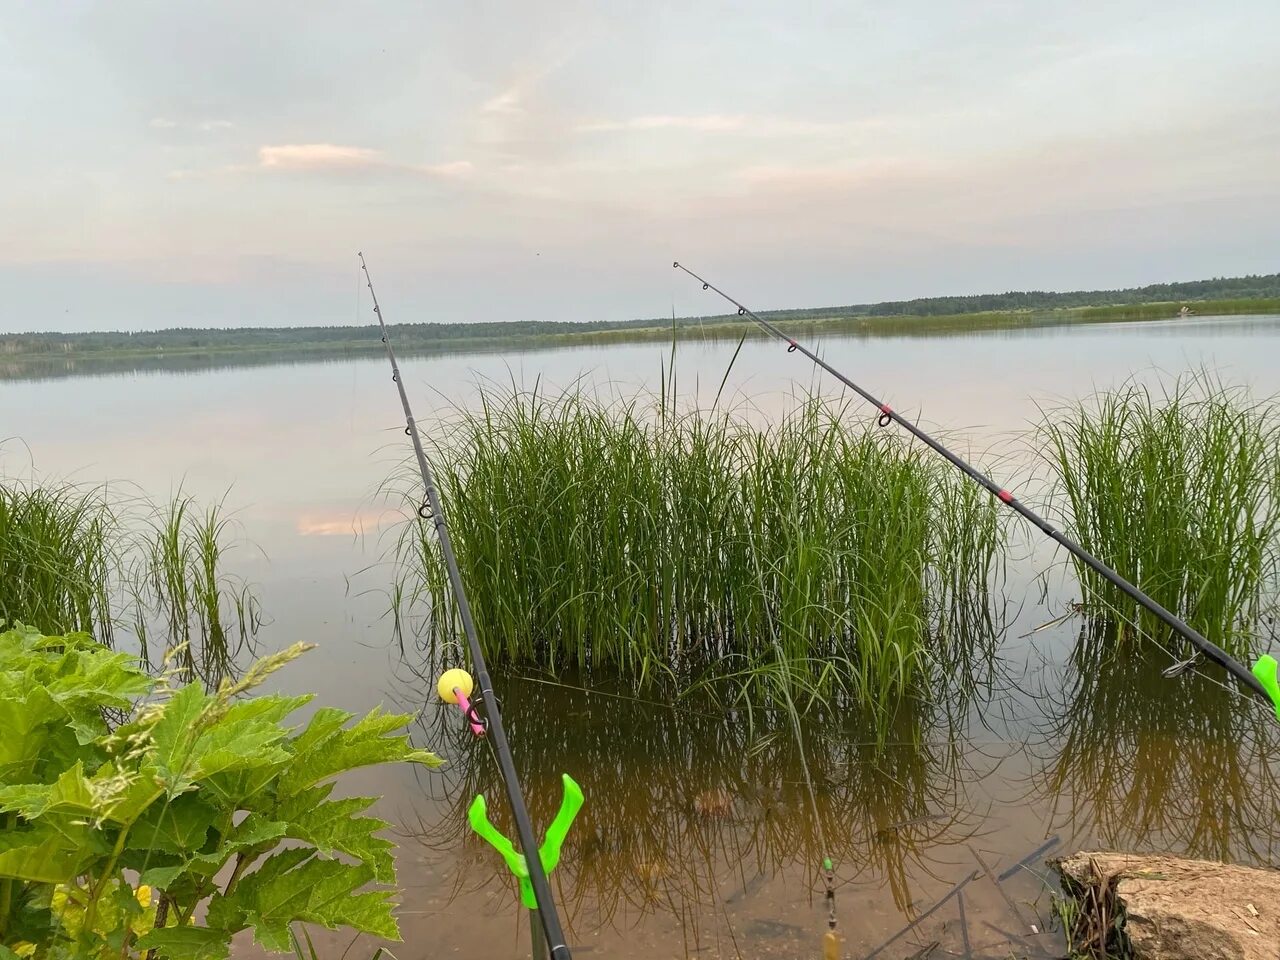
[
  {"left": 256, "top": 145, "right": 471, "bottom": 177},
  {"left": 167, "top": 148, "right": 472, "bottom": 182},
  {"left": 482, "top": 86, "right": 524, "bottom": 114},
  {"left": 296, "top": 507, "right": 393, "bottom": 537},
  {"left": 419, "top": 160, "right": 474, "bottom": 177},
  {"left": 578, "top": 114, "right": 744, "bottom": 133},
  {"left": 150, "top": 116, "right": 234, "bottom": 132},
  {"left": 258, "top": 143, "right": 382, "bottom": 170},
  {"left": 575, "top": 114, "right": 868, "bottom": 136},
  {"left": 734, "top": 159, "right": 936, "bottom": 189}
]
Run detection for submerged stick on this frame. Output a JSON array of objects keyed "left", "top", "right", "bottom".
[
  {"left": 864, "top": 871, "right": 979, "bottom": 960},
  {"left": 997, "top": 835, "right": 1062, "bottom": 882},
  {"left": 956, "top": 891, "right": 972, "bottom": 959},
  {"left": 969, "top": 843, "right": 1029, "bottom": 932}
]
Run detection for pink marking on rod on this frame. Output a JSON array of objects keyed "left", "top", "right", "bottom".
[{"left": 455, "top": 688, "right": 486, "bottom": 737}]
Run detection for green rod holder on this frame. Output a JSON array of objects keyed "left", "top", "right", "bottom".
[
  {"left": 1252, "top": 655, "right": 1280, "bottom": 721},
  {"left": 468, "top": 773, "right": 584, "bottom": 911}
]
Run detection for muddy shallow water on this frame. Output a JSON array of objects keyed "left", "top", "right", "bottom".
[{"left": 6, "top": 314, "right": 1280, "bottom": 958}]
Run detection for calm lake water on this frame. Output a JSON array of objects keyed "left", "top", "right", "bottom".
[{"left": 5, "top": 314, "right": 1280, "bottom": 958}]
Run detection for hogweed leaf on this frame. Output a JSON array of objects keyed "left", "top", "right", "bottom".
[
  {"left": 0, "top": 762, "right": 95, "bottom": 820},
  {"left": 0, "top": 824, "right": 96, "bottom": 883},
  {"left": 137, "top": 861, "right": 188, "bottom": 890},
  {"left": 281, "top": 794, "right": 395, "bottom": 883},
  {"left": 280, "top": 707, "right": 441, "bottom": 796},
  {"left": 150, "top": 684, "right": 211, "bottom": 796},
  {"left": 215, "top": 694, "right": 314, "bottom": 730},
  {"left": 134, "top": 925, "right": 230, "bottom": 960},
  {"left": 94, "top": 774, "right": 165, "bottom": 826},
  {"left": 210, "top": 851, "right": 398, "bottom": 953},
  {"left": 182, "top": 815, "right": 288, "bottom": 878},
  {"left": 196, "top": 765, "right": 282, "bottom": 811},
  {"left": 126, "top": 793, "right": 216, "bottom": 855}
]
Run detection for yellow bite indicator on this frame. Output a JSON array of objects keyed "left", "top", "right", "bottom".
[{"left": 437, "top": 668, "right": 474, "bottom": 704}]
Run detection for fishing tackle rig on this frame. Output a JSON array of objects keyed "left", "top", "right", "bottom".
[
  {"left": 360, "top": 254, "right": 578, "bottom": 960},
  {"left": 673, "top": 260, "right": 1280, "bottom": 722}
]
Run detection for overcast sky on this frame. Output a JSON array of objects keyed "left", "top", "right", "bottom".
[{"left": 2, "top": 0, "right": 1278, "bottom": 333}]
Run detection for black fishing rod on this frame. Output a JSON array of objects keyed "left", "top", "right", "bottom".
[
  {"left": 672, "top": 261, "right": 1276, "bottom": 710},
  {"left": 359, "top": 253, "right": 574, "bottom": 959}
]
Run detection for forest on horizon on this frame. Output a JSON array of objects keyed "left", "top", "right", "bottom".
[{"left": 3, "top": 271, "right": 1277, "bottom": 358}]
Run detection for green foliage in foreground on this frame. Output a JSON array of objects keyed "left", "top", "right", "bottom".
[
  {"left": 393, "top": 387, "right": 1002, "bottom": 711},
  {"left": 0, "top": 625, "right": 441, "bottom": 960},
  {"left": 1042, "top": 375, "right": 1280, "bottom": 655}
]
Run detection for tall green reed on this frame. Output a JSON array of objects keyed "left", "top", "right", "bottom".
[
  {"left": 135, "top": 493, "right": 262, "bottom": 681},
  {"left": 0, "top": 481, "right": 116, "bottom": 639},
  {"left": 1041, "top": 374, "right": 1280, "bottom": 654},
  {"left": 0, "top": 478, "right": 260, "bottom": 682},
  {"left": 390, "top": 384, "right": 1003, "bottom": 712}
]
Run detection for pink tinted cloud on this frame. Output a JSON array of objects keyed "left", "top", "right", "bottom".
[
  {"left": 257, "top": 144, "right": 382, "bottom": 169},
  {"left": 256, "top": 144, "right": 473, "bottom": 178}
]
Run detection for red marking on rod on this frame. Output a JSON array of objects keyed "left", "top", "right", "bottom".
[
  {"left": 997, "top": 489, "right": 1014, "bottom": 503},
  {"left": 880, "top": 404, "right": 893, "bottom": 414},
  {"left": 788, "top": 339, "right": 798, "bottom": 347}
]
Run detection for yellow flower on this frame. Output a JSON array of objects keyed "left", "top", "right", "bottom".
[
  {"left": 135, "top": 884, "right": 152, "bottom": 909},
  {"left": 11, "top": 942, "right": 36, "bottom": 957}
]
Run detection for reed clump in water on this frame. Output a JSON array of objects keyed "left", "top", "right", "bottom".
[
  {"left": 1042, "top": 374, "right": 1280, "bottom": 654},
  {"left": 393, "top": 386, "right": 1003, "bottom": 707},
  {"left": 0, "top": 480, "right": 116, "bottom": 640},
  {"left": 135, "top": 493, "right": 262, "bottom": 681},
  {"left": 0, "top": 478, "right": 260, "bottom": 682}
]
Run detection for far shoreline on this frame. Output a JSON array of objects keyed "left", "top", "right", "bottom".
[{"left": 2, "top": 297, "right": 1279, "bottom": 376}]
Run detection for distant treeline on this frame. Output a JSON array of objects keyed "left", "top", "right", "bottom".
[
  {"left": 0, "top": 319, "right": 649, "bottom": 356},
  {"left": 2, "top": 271, "right": 1277, "bottom": 358},
  {"left": 864, "top": 273, "right": 1280, "bottom": 316}
]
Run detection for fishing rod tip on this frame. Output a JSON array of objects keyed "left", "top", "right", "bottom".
[{"left": 672, "top": 261, "right": 680, "bottom": 269}]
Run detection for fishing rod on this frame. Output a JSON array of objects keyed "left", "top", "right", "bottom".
[
  {"left": 672, "top": 261, "right": 1280, "bottom": 717},
  {"left": 359, "top": 253, "right": 575, "bottom": 960}
]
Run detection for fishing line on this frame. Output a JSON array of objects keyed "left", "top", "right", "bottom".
[
  {"left": 359, "top": 253, "right": 574, "bottom": 960},
  {"left": 672, "top": 261, "right": 1279, "bottom": 718}
]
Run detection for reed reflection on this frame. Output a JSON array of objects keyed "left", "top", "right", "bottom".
[
  {"left": 1033, "top": 619, "right": 1280, "bottom": 863},
  {"left": 395, "top": 665, "right": 999, "bottom": 937}
]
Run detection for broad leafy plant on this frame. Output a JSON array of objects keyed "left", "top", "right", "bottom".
[{"left": 0, "top": 624, "right": 441, "bottom": 959}]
